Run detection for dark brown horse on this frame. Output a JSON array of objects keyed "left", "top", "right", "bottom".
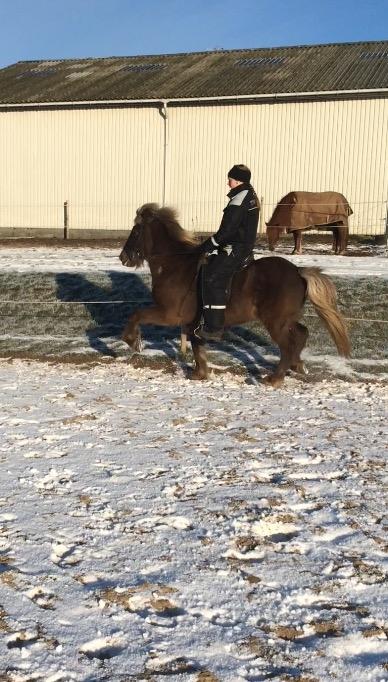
[
  {"left": 266, "top": 191, "right": 353, "bottom": 255},
  {"left": 119, "top": 203, "right": 350, "bottom": 387}
]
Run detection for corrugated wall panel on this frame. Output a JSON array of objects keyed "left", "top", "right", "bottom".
[
  {"left": 0, "top": 107, "right": 164, "bottom": 231},
  {"left": 167, "top": 98, "right": 388, "bottom": 235},
  {"left": 0, "top": 97, "right": 386, "bottom": 235}
]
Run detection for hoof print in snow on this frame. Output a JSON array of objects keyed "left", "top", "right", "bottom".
[
  {"left": 99, "top": 583, "right": 183, "bottom": 624},
  {"left": 25, "top": 586, "right": 57, "bottom": 610},
  {"left": 7, "top": 629, "right": 39, "bottom": 648},
  {"left": 146, "top": 655, "right": 199, "bottom": 675},
  {"left": 251, "top": 517, "right": 300, "bottom": 543},
  {"left": 149, "top": 597, "right": 184, "bottom": 617},
  {"left": 79, "top": 635, "right": 125, "bottom": 660},
  {"left": 50, "top": 542, "right": 82, "bottom": 567}
]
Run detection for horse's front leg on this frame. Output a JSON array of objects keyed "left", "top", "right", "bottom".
[
  {"left": 122, "top": 306, "right": 169, "bottom": 351},
  {"left": 337, "top": 225, "right": 348, "bottom": 255},
  {"left": 291, "top": 230, "right": 302, "bottom": 254},
  {"left": 332, "top": 226, "right": 339, "bottom": 253},
  {"left": 190, "top": 334, "right": 209, "bottom": 380}
]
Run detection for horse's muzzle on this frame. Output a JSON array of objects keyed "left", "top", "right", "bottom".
[{"left": 119, "top": 251, "right": 131, "bottom": 267}]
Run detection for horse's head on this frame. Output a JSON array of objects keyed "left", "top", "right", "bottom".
[
  {"left": 119, "top": 203, "right": 159, "bottom": 267},
  {"left": 266, "top": 225, "right": 284, "bottom": 252},
  {"left": 120, "top": 203, "right": 199, "bottom": 266}
]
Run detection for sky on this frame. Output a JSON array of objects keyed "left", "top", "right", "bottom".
[{"left": 0, "top": 0, "right": 387, "bottom": 69}]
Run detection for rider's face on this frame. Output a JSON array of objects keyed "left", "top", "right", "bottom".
[{"left": 228, "top": 177, "right": 243, "bottom": 189}]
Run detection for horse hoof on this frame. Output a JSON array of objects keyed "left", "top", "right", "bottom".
[
  {"left": 133, "top": 337, "right": 143, "bottom": 353},
  {"left": 122, "top": 333, "right": 143, "bottom": 353},
  {"left": 263, "top": 374, "right": 284, "bottom": 388},
  {"left": 190, "top": 370, "right": 208, "bottom": 381},
  {"left": 291, "top": 362, "right": 308, "bottom": 375}
]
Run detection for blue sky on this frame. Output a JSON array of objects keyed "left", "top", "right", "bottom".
[{"left": 0, "top": 0, "right": 387, "bottom": 68}]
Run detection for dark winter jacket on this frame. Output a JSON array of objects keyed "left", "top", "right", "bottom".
[{"left": 201, "top": 184, "right": 260, "bottom": 258}]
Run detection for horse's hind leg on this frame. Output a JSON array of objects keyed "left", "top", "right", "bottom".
[
  {"left": 292, "top": 231, "right": 302, "bottom": 255},
  {"left": 264, "top": 320, "right": 307, "bottom": 387},
  {"left": 290, "top": 322, "right": 309, "bottom": 374},
  {"left": 190, "top": 334, "right": 209, "bottom": 380},
  {"left": 338, "top": 225, "right": 348, "bottom": 254}
]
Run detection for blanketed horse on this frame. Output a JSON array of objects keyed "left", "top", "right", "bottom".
[
  {"left": 266, "top": 191, "right": 353, "bottom": 255},
  {"left": 119, "top": 203, "right": 350, "bottom": 387}
]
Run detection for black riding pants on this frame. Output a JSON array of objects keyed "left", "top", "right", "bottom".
[{"left": 201, "top": 252, "right": 244, "bottom": 331}]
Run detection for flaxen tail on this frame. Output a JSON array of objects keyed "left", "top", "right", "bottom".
[{"left": 299, "top": 267, "right": 351, "bottom": 357}]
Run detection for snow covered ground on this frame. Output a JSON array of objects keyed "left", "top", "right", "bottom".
[
  {"left": 0, "top": 243, "right": 387, "bottom": 681},
  {"left": 0, "top": 361, "right": 387, "bottom": 681},
  {"left": 0, "top": 243, "right": 386, "bottom": 277}
]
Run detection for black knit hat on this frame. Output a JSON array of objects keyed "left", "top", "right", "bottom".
[{"left": 228, "top": 164, "right": 251, "bottom": 183}]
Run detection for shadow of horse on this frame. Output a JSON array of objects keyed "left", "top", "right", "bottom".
[
  {"left": 55, "top": 271, "right": 278, "bottom": 375},
  {"left": 55, "top": 272, "right": 153, "bottom": 357},
  {"left": 55, "top": 272, "right": 191, "bottom": 359},
  {"left": 204, "top": 325, "right": 279, "bottom": 384}
]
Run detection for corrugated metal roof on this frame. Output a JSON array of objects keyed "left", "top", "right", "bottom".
[{"left": 0, "top": 41, "right": 387, "bottom": 104}]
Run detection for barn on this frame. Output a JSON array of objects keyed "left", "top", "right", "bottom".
[{"left": 0, "top": 40, "right": 387, "bottom": 240}]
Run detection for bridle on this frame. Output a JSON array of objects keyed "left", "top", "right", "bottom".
[{"left": 121, "top": 221, "right": 147, "bottom": 265}]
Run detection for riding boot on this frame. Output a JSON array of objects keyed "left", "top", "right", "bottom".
[{"left": 197, "top": 307, "right": 225, "bottom": 341}]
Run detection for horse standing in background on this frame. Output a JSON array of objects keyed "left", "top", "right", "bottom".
[
  {"left": 266, "top": 191, "right": 353, "bottom": 254},
  {"left": 119, "top": 203, "right": 350, "bottom": 387}
]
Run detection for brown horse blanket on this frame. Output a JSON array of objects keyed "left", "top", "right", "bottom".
[{"left": 266, "top": 191, "right": 353, "bottom": 232}]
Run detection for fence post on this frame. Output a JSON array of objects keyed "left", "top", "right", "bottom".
[
  {"left": 259, "top": 196, "right": 265, "bottom": 234},
  {"left": 385, "top": 201, "right": 388, "bottom": 253},
  {"left": 64, "top": 201, "right": 68, "bottom": 240}
]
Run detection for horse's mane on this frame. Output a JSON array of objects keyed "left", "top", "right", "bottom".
[{"left": 143, "top": 204, "right": 199, "bottom": 250}]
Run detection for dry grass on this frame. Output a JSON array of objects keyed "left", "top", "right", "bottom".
[
  {"left": 311, "top": 620, "right": 343, "bottom": 637},
  {"left": 0, "top": 605, "right": 10, "bottom": 633},
  {"left": 78, "top": 493, "right": 93, "bottom": 507},
  {"left": 273, "top": 625, "right": 304, "bottom": 640},
  {"left": 101, "top": 581, "right": 179, "bottom": 615},
  {"left": 235, "top": 536, "right": 263, "bottom": 552},
  {"left": 197, "top": 672, "right": 220, "bottom": 682}
]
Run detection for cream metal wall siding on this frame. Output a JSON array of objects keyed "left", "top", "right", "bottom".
[
  {"left": 166, "top": 98, "right": 388, "bottom": 235},
  {"left": 0, "top": 107, "right": 164, "bottom": 231},
  {"left": 0, "top": 97, "right": 387, "bottom": 235}
]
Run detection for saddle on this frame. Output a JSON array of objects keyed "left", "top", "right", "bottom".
[
  {"left": 183, "top": 253, "right": 255, "bottom": 337},
  {"left": 198, "top": 250, "right": 254, "bottom": 271},
  {"left": 195, "top": 251, "right": 254, "bottom": 301}
]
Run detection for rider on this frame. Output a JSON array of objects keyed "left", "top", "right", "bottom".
[{"left": 196, "top": 164, "right": 260, "bottom": 341}]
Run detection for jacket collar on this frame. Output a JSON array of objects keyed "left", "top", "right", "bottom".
[{"left": 227, "top": 182, "right": 250, "bottom": 198}]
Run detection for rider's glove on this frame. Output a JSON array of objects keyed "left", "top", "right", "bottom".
[{"left": 198, "top": 236, "right": 219, "bottom": 255}]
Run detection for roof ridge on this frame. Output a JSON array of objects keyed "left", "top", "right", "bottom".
[{"left": 12, "top": 39, "right": 388, "bottom": 66}]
